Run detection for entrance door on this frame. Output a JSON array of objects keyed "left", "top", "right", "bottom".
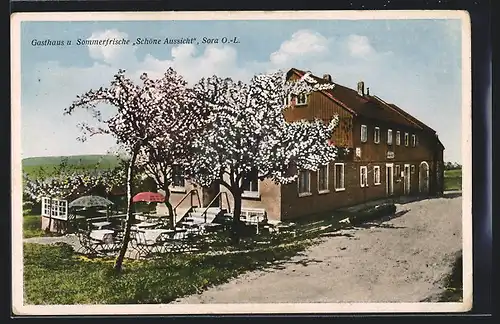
[
  {"left": 419, "top": 161, "right": 430, "bottom": 194},
  {"left": 404, "top": 164, "right": 411, "bottom": 195},
  {"left": 386, "top": 164, "right": 394, "bottom": 196}
]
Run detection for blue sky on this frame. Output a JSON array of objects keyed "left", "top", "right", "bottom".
[{"left": 19, "top": 18, "right": 463, "bottom": 162}]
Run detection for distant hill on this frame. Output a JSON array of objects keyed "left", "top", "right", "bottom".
[{"left": 22, "top": 154, "right": 122, "bottom": 177}]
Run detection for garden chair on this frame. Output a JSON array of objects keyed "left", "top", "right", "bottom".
[
  {"left": 157, "top": 229, "right": 192, "bottom": 253},
  {"left": 129, "top": 230, "right": 162, "bottom": 258},
  {"left": 96, "top": 232, "right": 123, "bottom": 256},
  {"left": 75, "top": 230, "right": 103, "bottom": 256}
]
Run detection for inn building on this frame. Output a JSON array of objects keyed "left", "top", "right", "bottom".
[{"left": 165, "top": 68, "right": 445, "bottom": 222}]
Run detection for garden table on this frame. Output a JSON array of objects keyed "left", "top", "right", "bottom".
[
  {"left": 135, "top": 222, "right": 160, "bottom": 229},
  {"left": 143, "top": 229, "right": 171, "bottom": 242},
  {"left": 91, "top": 221, "right": 111, "bottom": 229},
  {"left": 90, "top": 229, "right": 115, "bottom": 242}
]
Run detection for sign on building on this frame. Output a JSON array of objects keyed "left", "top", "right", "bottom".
[
  {"left": 386, "top": 151, "right": 395, "bottom": 159},
  {"left": 355, "top": 147, "right": 361, "bottom": 158},
  {"left": 41, "top": 197, "right": 68, "bottom": 221}
]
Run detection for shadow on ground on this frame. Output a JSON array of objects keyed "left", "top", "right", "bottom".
[
  {"left": 396, "top": 192, "right": 462, "bottom": 205},
  {"left": 312, "top": 209, "right": 410, "bottom": 242}
]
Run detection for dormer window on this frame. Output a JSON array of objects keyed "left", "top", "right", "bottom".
[
  {"left": 296, "top": 93, "right": 308, "bottom": 105},
  {"left": 374, "top": 127, "right": 380, "bottom": 144}
]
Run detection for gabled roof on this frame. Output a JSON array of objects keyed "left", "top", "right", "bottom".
[
  {"left": 385, "top": 102, "right": 436, "bottom": 133},
  {"left": 288, "top": 68, "right": 437, "bottom": 133}
]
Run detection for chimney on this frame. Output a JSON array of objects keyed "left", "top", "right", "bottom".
[
  {"left": 366, "top": 87, "right": 370, "bottom": 96},
  {"left": 323, "top": 74, "right": 333, "bottom": 83},
  {"left": 357, "top": 81, "right": 365, "bottom": 96}
]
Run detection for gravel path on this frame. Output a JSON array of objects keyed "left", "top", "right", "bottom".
[{"left": 174, "top": 195, "right": 462, "bottom": 304}]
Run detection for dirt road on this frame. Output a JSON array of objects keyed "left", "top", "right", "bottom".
[{"left": 174, "top": 195, "right": 463, "bottom": 304}]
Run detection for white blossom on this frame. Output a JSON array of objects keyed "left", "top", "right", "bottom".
[{"left": 186, "top": 69, "right": 339, "bottom": 189}]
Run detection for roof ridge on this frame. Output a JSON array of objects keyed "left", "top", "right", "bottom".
[
  {"left": 372, "top": 95, "right": 424, "bottom": 131},
  {"left": 387, "top": 102, "right": 436, "bottom": 133}
]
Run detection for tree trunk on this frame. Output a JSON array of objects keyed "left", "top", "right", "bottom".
[
  {"left": 231, "top": 191, "right": 243, "bottom": 245},
  {"left": 202, "top": 181, "right": 219, "bottom": 208},
  {"left": 164, "top": 186, "right": 174, "bottom": 229},
  {"left": 113, "top": 144, "right": 141, "bottom": 273}
]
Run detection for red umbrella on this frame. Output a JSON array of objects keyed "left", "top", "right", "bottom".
[{"left": 132, "top": 192, "right": 165, "bottom": 203}]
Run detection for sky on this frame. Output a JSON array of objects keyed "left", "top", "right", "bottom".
[{"left": 19, "top": 18, "right": 464, "bottom": 163}]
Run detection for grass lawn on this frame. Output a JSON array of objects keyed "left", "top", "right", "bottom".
[
  {"left": 23, "top": 215, "right": 46, "bottom": 239},
  {"left": 444, "top": 169, "right": 462, "bottom": 191},
  {"left": 23, "top": 241, "right": 308, "bottom": 304},
  {"left": 20, "top": 209, "right": 372, "bottom": 305}
]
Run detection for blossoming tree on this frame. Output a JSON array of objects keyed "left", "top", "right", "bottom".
[
  {"left": 64, "top": 68, "right": 201, "bottom": 273},
  {"left": 134, "top": 69, "right": 209, "bottom": 229},
  {"left": 187, "top": 70, "right": 339, "bottom": 243},
  {"left": 23, "top": 166, "right": 126, "bottom": 204}
]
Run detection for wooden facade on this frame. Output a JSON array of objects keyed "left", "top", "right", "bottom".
[{"left": 165, "top": 68, "right": 445, "bottom": 221}]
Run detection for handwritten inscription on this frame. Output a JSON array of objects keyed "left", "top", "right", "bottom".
[{"left": 30, "top": 36, "right": 241, "bottom": 47}]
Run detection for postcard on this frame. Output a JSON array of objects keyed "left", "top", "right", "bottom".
[{"left": 11, "top": 10, "right": 472, "bottom": 315}]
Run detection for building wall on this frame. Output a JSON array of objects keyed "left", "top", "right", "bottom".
[
  {"left": 352, "top": 117, "right": 437, "bottom": 163},
  {"left": 283, "top": 80, "right": 354, "bottom": 147},
  {"left": 351, "top": 116, "right": 440, "bottom": 196},
  {"left": 158, "top": 180, "right": 203, "bottom": 219},
  {"left": 219, "top": 178, "right": 282, "bottom": 221},
  {"left": 162, "top": 155, "right": 438, "bottom": 222}
]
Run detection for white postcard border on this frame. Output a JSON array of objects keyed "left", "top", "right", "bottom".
[{"left": 11, "top": 10, "right": 473, "bottom": 315}]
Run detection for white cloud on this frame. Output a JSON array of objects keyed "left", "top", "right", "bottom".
[
  {"left": 140, "top": 44, "right": 251, "bottom": 84},
  {"left": 270, "top": 30, "right": 330, "bottom": 66},
  {"left": 346, "top": 34, "right": 376, "bottom": 58},
  {"left": 87, "top": 29, "right": 138, "bottom": 67}
]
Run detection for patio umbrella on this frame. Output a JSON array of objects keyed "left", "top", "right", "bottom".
[
  {"left": 69, "top": 195, "right": 114, "bottom": 208},
  {"left": 132, "top": 192, "right": 165, "bottom": 203}
]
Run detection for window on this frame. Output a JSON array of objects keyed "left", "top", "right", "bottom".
[
  {"left": 412, "top": 134, "right": 417, "bottom": 147},
  {"left": 334, "top": 163, "right": 345, "bottom": 191},
  {"left": 41, "top": 197, "right": 51, "bottom": 217},
  {"left": 171, "top": 165, "right": 185, "bottom": 188},
  {"left": 396, "top": 131, "right": 401, "bottom": 146},
  {"left": 298, "top": 170, "right": 311, "bottom": 196},
  {"left": 404, "top": 132, "right": 409, "bottom": 146},
  {"left": 395, "top": 165, "right": 401, "bottom": 177},
  {"left": 387, "top": 129, "right": 393, "bottom": 145},
  {"left": 373, "top": 166, "right": 381, "bottom": 185},
  {"left": 296, "top": 93, "right": 308, "bottom": 105},
  {"left": 317, "top": 164, "right": 329, "bottom": 193},
  {"left": 374, "top": 127, "right": 381, "bottom": 144},
  {"left": 411, "top": 165, "right": 416, "bottom": 174},
  {"left": 361, "top": 125, "right": 368, "bottom": 143},
  {"left": 242, "top": 169, "right": 259, "bottom": 198},
  {"left": 41, "top": 197, "right": 68, "bottom": 220},
  {"left": 360, "top": 166, "right": 368, "bottom": 187}
]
